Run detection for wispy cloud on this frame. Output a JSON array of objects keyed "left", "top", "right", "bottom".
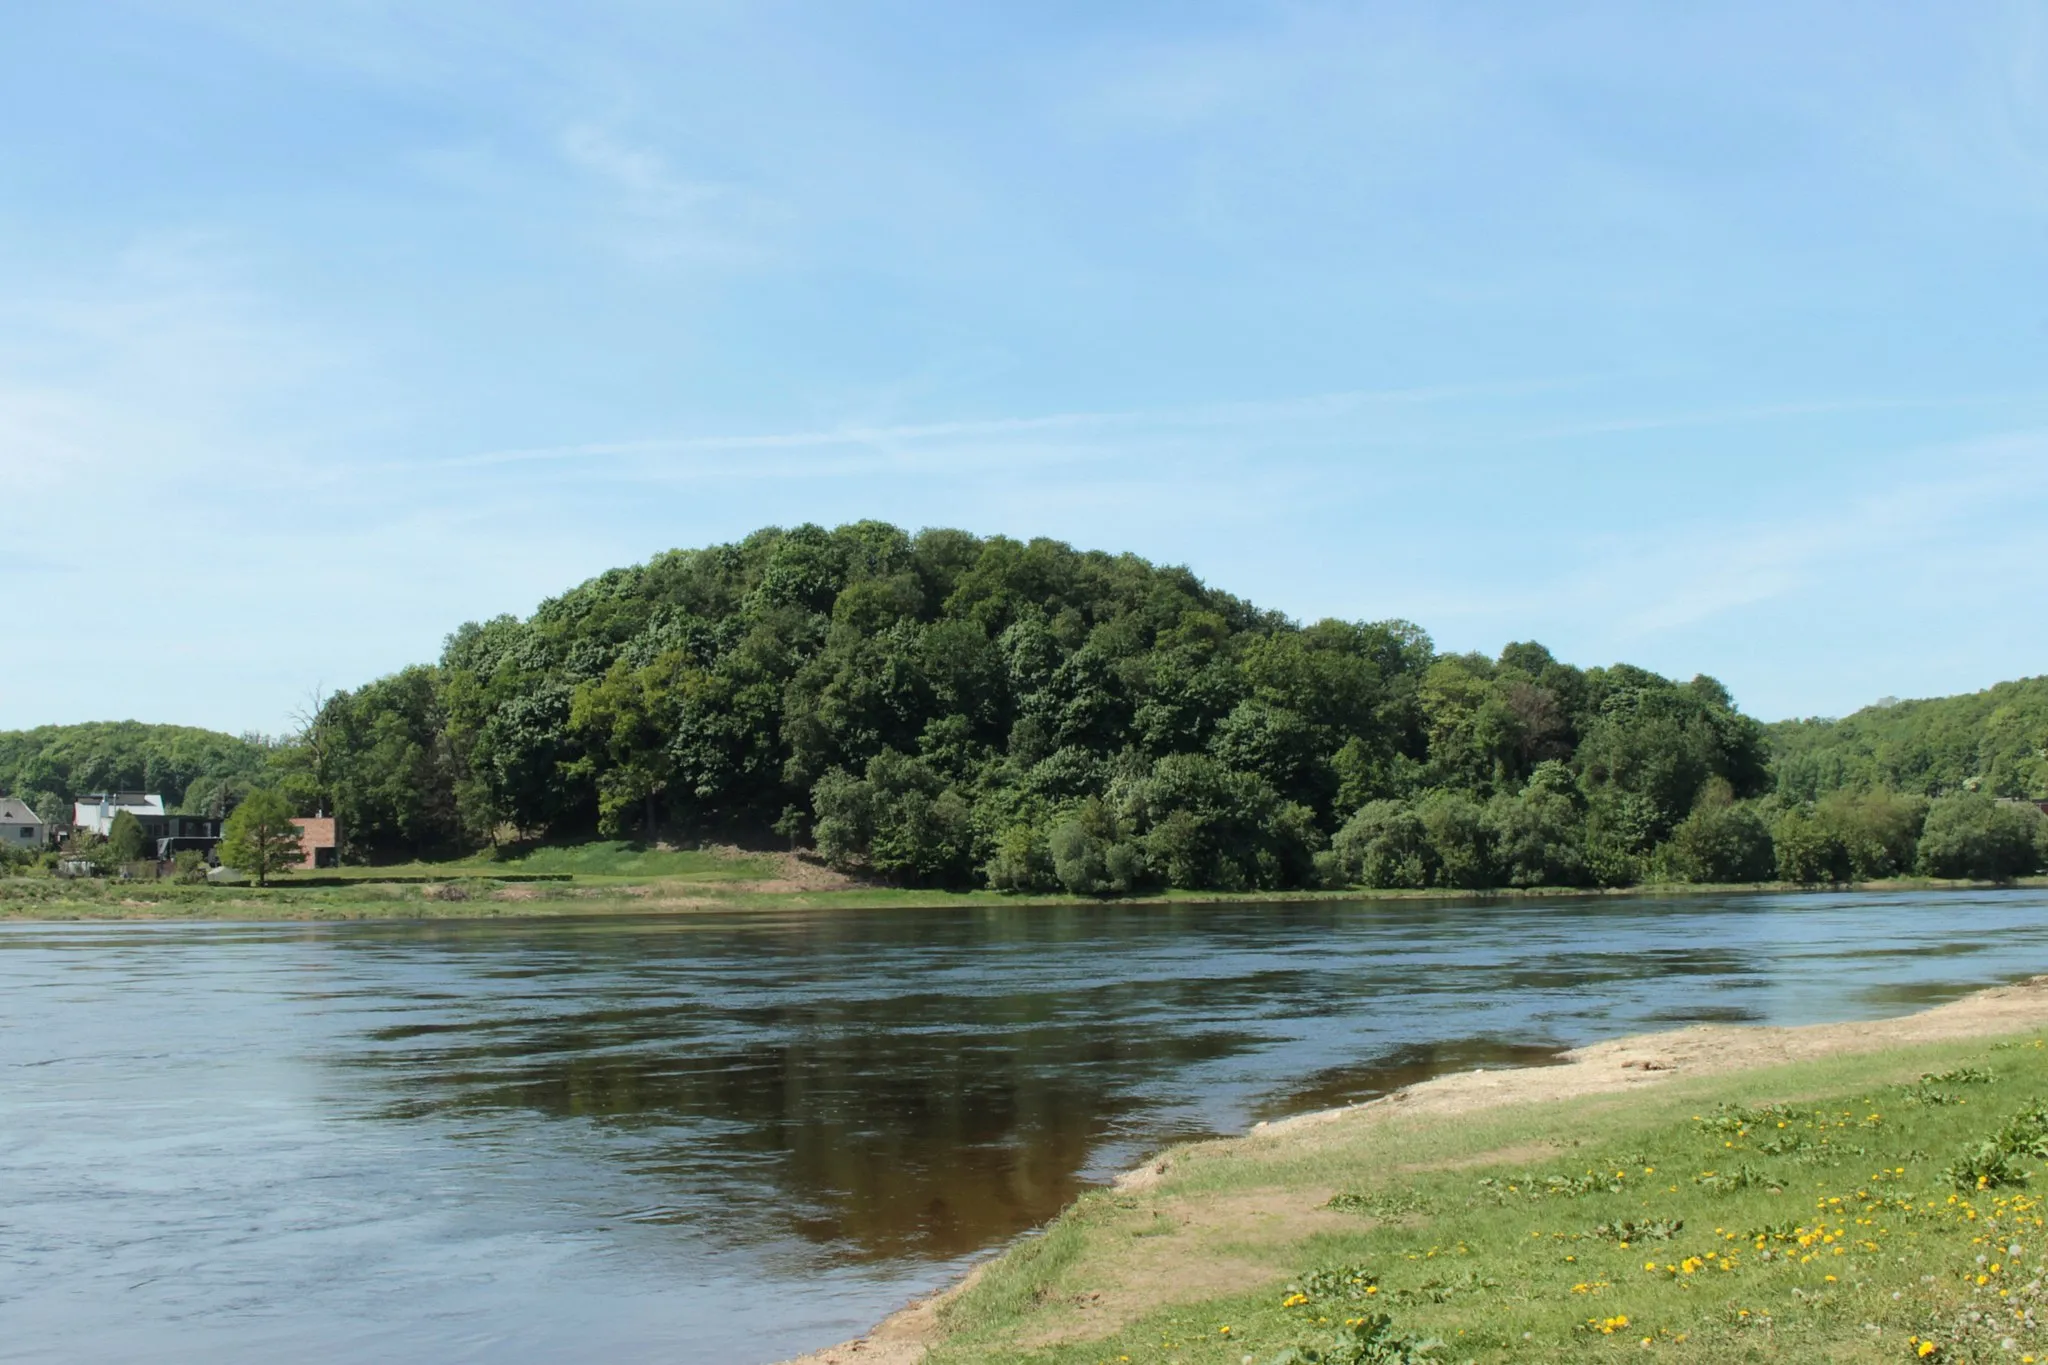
[
  {"left": 1391, "top": 426, "right": 2048, "bottom": 639},
  {"left": 416, "top": 382, "right": 2047, "bottom": 504},
  {"left": 557, "top": 123, "right": 777, "bottom": 266},
  {"left": 426, "top": 377, "right": 1588, "bottom": 471},
  {"left": 1621, "top": 428, "right": 2048, "bottom": 630},
  {"left": 0, "top": 231, "right": 348, "bottom": 476},
  {"left": 1478, "top": 394, "right": 2037, "bottom": 447}
]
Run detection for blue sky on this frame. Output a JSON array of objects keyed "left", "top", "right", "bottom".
[{"left": 3, "top": 1, "right": 2046, "bottom": 735}]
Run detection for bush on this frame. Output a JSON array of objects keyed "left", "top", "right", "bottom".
[
  {"left": 170, "top": 850, "right": 209, "bottom": 884},
  {"left": 1658, "top": 789, "right": 1776, "bottom": 883},
  {"left": 1328, "top": 800, "right": 1434, "bottom": 889},
  {"left": 1122, "top": 753, "right": 1322, "bottom": 892},
  {"left": 982, "top": 752, "right": 1324, "bottom": 895},
  {"left": 1581, "top": 790, "right": 1659, "bottom": 887},
  {"left": 1047, "top": 797, "right": 1149, "bottom": 895},
  {"left": 1814, "top": 788, "right": 1925, "bottom": 879},
  {"left": 1915, "top": 792, "right": 2045, "bottom": 881},
  {"left": 813, "top": 750, "right": 976, "bottom": 886},
  {"left": 1772, "top": 807, "right": 1851, "bottom": 885},
  {"left": 1485, "top": 763, "right": 1591, "bottom": 888},
  {"left": 983, "top": 820, "right": 1053, "bottom": 891},
  {"left": 1417, "top": 791, "right": 1493, "bottom": 890}
]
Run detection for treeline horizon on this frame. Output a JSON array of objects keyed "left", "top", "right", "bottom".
[{"left": 4, "top": 522, "right": 2046, "bottom": 889}]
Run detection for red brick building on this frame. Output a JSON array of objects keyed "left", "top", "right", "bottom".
[{"left": 293, "top": 817, "right": 340, "bottom": 869}]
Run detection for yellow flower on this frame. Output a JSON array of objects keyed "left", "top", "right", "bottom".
[{"left": 1919, "top": 1343, "right": 1938, "bottom": 1359}]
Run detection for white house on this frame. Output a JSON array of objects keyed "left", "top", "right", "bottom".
[
  {"left": 0, "top": 797, "right": 46, "bottom": 850},
  {"left": 72, "top": 792, "right": 168, "bottom": 841}
]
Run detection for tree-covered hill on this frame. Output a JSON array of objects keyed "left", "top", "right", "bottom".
[
  {"left": 1768, "top": 678, "right": 2048, "bottom": 802},
  {"left": 0, "top": 722, "right": 272, "bottom": 823},
  {"left": 10, "top": 524, "right": 2042, "bottom": 891},
  {"left": 297, "top": 522, "right": 1799, "bottom": 889}
]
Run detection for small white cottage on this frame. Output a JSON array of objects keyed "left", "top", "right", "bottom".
[
  {"left": 0, "top": 797, "right": 46, "bottom": 850},
  {"left": 72, "top": 792, "right": 167, "bottom": 839}
]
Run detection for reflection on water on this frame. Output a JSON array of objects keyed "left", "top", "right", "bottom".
[
  {"left": 5, "top": 889, "right": 2048, "bottom": 1365},
  {"left": 1639, "top": 1003, "right": 1769, "bottom": 1024},
  {"left": 1249, "top": 1037, "right": 1569, "bottom": 1121}
]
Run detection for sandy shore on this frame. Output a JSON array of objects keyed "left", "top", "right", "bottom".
[{"left": 776, "top": 972, "right": 2048, "bottom": 1365}]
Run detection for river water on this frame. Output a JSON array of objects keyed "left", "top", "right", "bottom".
[{"left": 5, "top": 889, "right": 2047, "bottom": 1363}]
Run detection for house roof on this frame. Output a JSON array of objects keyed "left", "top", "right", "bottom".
[
  {"left": 0, "top": 798, "right": 40, "bottom": 824},
  {"left": 74, "top": 793, "right": 167, "bottom": 816}
]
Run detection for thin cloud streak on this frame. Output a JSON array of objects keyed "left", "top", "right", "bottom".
[
  {"left": 1389, "top": 425, "right": 2048, "bottom": 639},
  {"left": 1480, "top": 393, "right": 2045, "bottom": 446},
  {"left": 424, "top": 377, "right": 1590, "bottom": 470},
  {"left": 420, "top": 383, "right": 2047, "bottom": 480}
]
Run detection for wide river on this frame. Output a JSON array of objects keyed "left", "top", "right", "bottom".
[{"left": 5, "top": 889, "right": 2048, "bottom": 1363}]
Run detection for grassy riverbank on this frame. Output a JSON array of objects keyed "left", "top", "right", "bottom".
[
  {"left": 804, "top": 981, "right": 2048, "bottom": 1365},
  {"left": 2, "top": 867, "right": 2044, "bottom": 921},
  {"left": 2, "top": 839, "right": 2044, "bottom": 921}
]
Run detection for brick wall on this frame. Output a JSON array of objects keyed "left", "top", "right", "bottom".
[{"left": 292, "top": 817, "right": 339, "bottom": 869}]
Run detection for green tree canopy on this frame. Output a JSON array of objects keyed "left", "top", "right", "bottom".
[
  {"left": 1914, "top": 794, "right": 2046, "bottom": 882},
  {"left": 226, "top": 520, "right": 1990, "bottom": 896},
  {"left": 0, "top": 721, "right": 269, "bottom": 824},
  {"left": 105, "top": 809, "right": 146, "bottom": 864},
  {"left": 218, "top": 791, "right": 305, "bottom": 887},
  {"left": 1770, "top": 678, "right": 2048, "bottom": 801}
]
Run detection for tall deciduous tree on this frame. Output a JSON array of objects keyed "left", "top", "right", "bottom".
[{"left": 218, "top": 791, "right": 305, "bottom": 887}]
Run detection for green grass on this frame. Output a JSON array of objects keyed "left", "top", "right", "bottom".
[
  {"left": 482, "top": 840, "right": 778, "bottom": 879},
  {"left": 318, "top": 840, "right": 780, "bottom": 882},
  {"left": 928, "top": 1034, "right": 2048, "bottom": 1364},
  {"left": 1, "top": 847, "right": 2041, "bottom": 921}
]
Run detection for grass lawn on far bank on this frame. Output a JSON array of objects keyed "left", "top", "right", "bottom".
[
  {"left": 307, "top": 839, "right": 785, "bottom": 882},
  {"left": 916, "top": 1008, "right": 2048, "bottom": 1364},
  {"left": 0, "top": 839, "right": 2042, "bottom": 920}
]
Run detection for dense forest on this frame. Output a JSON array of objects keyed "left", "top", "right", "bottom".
[
  {"left": 5, "top": 524, "right": 2045, "bottom": 889},
  {"left": 0, "top": 722, "right": 271, "bottom": 823},
  {"left": 1768, "top": 678, "right": 2048, "bottom": 804}
]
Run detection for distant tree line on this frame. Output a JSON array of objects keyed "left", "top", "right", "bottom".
[
  {"left": 0, "top": 722, "right": 272, "bottom": 826},
  {"left": 5, "top": 524, "right": 2046, "bottom": 889},
  {"left": 1768, "top": 679, "right": 2048, "bottom": 803}
]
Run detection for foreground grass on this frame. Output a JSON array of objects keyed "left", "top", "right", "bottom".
[{"left": 929, "top": 1035, "right": 2048, "bottom": 1364}]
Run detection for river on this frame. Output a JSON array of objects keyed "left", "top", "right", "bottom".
[{"left": 4, "top": 888, "right": 2047, "bottom": 1363}]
